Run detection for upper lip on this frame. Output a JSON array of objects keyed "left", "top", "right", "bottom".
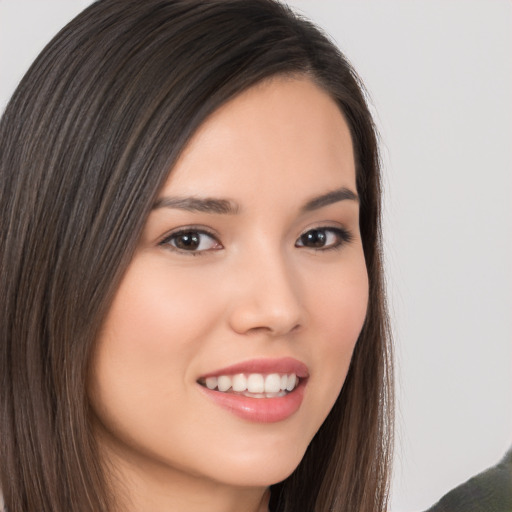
[{"left": 199, "top": 357, "right": 309, "bottom": 379}]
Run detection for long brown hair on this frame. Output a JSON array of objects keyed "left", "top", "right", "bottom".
[{"left": 0, "top": 1, "right": 393, "bottom": 510}]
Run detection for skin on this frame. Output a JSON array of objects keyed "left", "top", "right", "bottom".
[{"left": 88, "top": 76, "right": 369, "bottom": 512}]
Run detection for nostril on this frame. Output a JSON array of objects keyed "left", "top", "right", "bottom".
[{"left": 243, "top": 322, "right": 301, "bottom": 337}]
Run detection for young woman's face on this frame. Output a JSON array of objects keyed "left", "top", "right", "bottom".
[{"left": 89, "top": 77, "right": 368, "bottom": 495}]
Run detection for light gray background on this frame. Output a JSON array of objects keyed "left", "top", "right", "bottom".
[{"left": 1, "top": 1, "right": 511, "bottom": 511}]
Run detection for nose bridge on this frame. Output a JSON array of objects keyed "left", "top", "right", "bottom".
[{"left": 229, "top": 241, "right": 303, "bottom": 336}]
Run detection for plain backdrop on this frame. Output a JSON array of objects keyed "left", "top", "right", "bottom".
[{"left": 1, "top": 1, "right": 511, "bottom": 511}]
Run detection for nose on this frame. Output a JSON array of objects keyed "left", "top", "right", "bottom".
[{"left": 228, "top": 251, "right": 304, "bottom": 337}]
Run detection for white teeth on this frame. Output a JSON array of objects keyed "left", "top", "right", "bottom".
[
  {"left": 205, "top": 377, "right": 218, "bottom": 390},
  {"left": 217, "top": 375, "right": 232, "bottom": 392},
  {"left": 286, "top": 374, "right": 297, "bottom": 392},
  {"left": 264, "top": 373, "right": 281, "bottom": 393},
  {"left": 202, "top": 372, "right": 299, "bottom": 395},
  {"left": 232, "top": 373, "right": 247, "bottom": 392},
  {"left": 247, "top": 373, "right": 265, "bottom": 393}
]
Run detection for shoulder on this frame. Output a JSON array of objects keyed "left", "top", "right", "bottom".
[{"left": 424, "top": 446, "right": 512, "bottom": 512}]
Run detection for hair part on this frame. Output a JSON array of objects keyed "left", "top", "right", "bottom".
[{"left": 0, "top": 1, "right": 393, "bottom": 511}]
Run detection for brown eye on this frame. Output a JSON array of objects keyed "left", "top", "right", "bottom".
[
  {"left": 295, "top": 227, "right": 352, "bottom": 250},
  {"left": 299, "top": 229, "right": 327, "bottom": 248},
  {"left": 161, "top": 230, "right": 221, "bottom": 253},
  {"left": 174, "top": 232, "right": 201, "bottom": 250}
]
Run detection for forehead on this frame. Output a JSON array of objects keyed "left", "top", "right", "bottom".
[{"left": 161, "top": 77, "right": 356, "bottom": 202}]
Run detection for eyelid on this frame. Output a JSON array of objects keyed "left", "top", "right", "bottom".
[
  {"left": 156, "top": 223, "right": 353, "bottom": 255},
  {"left": 295, "top": 225, "right": 354, "bottom": 251},
  {"left": 158, "top": 226, "right": 223, "bottom": 255}
]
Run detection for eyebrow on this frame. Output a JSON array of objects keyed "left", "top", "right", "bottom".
[
  {"left": 152, "top": 187, "right": 358, "bottom": 215},
  {"left": 152, "top": 196, "right": 239, "bottom": 214},
  {"left": 301, "top": 187, "right": 359, "bottom": 212}
]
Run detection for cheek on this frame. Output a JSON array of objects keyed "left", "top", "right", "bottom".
[
  {"left": 324, "top": 271, "right": 369, "bottom": 350},
  {"left": 309, "top": 250, "right": 369, "bottom": 348},
  {"left": 97, "top": 259, "right": 221, "bottom": 357},
  {"left": 87, "top": 260, "right": 221, "bottom": 438},
  {"left": 302, "top": 254, "right": 369, "bottom": 428}
]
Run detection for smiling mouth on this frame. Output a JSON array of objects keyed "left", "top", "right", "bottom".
[{"left": 197, "top": 372, "right": 300, "bottom": 398}]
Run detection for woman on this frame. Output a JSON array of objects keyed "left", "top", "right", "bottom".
[{"left": 0, "top": 1, "right": 393, "bottom": 511}]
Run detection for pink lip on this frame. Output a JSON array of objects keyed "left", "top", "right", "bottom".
[{"left": 197, "top": 357, "right": 309, "bottom": 423}]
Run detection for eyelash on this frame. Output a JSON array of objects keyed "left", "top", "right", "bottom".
[
  {"left": 159, "top": 226, "right": 353, "bottom": 255},
  {"left": 295, "top": 226, "right": 353, "bottom": 251},
  {"left": 159, "top": 227, "right": 221, "bottom": 256}
]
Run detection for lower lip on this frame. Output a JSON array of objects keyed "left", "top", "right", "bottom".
[{"left": 198, "top": 380, "right": 306, "bottom": 423}]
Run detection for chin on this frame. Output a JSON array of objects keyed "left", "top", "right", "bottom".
[{"left": 205, "top": 439, "right": 308, "bottom": 488}]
